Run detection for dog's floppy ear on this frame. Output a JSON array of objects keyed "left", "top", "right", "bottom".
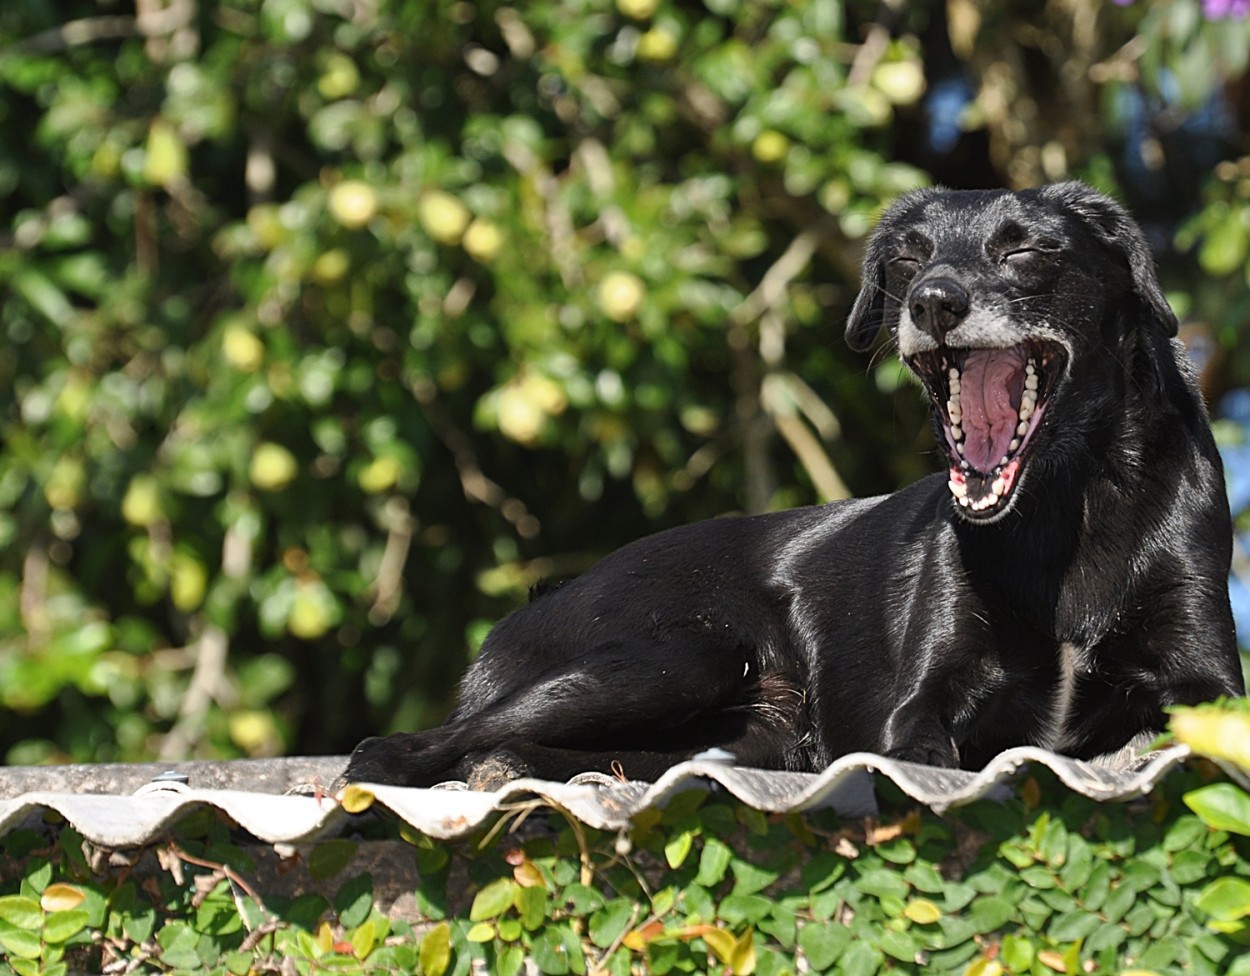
[
  {"left": 1041, "top": 182, "right": 1178, "bottom": 337},
  {"left": 846, "top": 257, "right": 887, "bottom": 351}
]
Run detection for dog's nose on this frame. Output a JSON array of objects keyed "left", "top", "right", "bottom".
[{"left": 910, "top": 278, "right": 971, "bottom": 338}]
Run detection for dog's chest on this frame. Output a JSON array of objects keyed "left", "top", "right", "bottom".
[{"left": 1037, "top": 641, "right": 1090, "bottom": 751}]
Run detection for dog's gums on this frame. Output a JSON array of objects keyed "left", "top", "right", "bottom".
[{"left": 908, "top": 341, "right": 1064, "bottom": 517}]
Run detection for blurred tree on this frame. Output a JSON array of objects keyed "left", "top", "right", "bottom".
[{"left": 0, "top": 0, "right": 1248, "bottom": 763}]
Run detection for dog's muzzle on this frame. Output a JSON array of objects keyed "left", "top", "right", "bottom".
[{"left": 904, "top": 335, "right": 1066, "bottom": 521}]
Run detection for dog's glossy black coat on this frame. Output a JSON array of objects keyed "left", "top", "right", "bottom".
[{"left": 346, "top": 183, "right": 1244, "bottom": 788}]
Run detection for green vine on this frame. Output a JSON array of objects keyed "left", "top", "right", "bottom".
[{"left": 2, "top": 707, "right": 1250, "bottom": 975}]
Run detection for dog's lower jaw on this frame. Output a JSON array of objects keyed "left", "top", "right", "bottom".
[{"left": 908, "top": 341, "right": 1066, "bottom": 521}]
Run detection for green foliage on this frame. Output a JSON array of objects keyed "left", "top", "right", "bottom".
[
  {"left": 2, "top": 0, "right": 1250, "bottom": 764},
  {"left": 5, "top": 746, "right": 1250, "bottom": 974}
]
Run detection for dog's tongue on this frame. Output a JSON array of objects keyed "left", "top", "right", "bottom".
[{"left": 958, "top": 349, "right": 1024, "bottom": 473}]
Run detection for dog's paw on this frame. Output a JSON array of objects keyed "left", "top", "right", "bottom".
[
  {"left": 884, "top": 739, "right": 959, "bottom": 768},
  {"left": 464, "top": 749, "right": 533, "bottom": 791},
  {"left": 340, "top": 733, "right": 428, "bottom": 788}
]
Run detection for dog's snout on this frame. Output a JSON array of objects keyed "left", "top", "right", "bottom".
[{"left": 910, "top": 278, "right": 971, "bottom": 339}]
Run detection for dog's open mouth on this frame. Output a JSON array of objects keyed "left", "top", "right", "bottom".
[{"left": 907, "top": 342, "right": 1065, "bottom": 518}]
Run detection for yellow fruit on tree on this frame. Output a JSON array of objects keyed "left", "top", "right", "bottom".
[
  {"left": 598, "top": 271, "right": 645, "bottom": 322},
  {"left": 872, "top": 60, "right": 926, "bottom": 106},
  {"left": 144, "top": 118, "right": 188, "bottom": 188},
  {"left": 358, "top": 456, "right": 402, "bottom": 494},
  {"left": 418, "top": 190, "right": 471, "bottom": 245},
  {"left": 222, "top": 325, "right": 264, "bottom": 372},
  {"left": 616, "top": 0, "right": 659, "bottom": 20},
  {"left": 249, "top": 443, "right": 298, "bottom": 491},
  {"left": 752, "top": 130, "right": 790, "bottom": 165},
  {"left": 122, "top": 475, "right": 164, "bottom": 527},
  {"left": 328, "top": 180, "right": 378, "bottom": 229},
  {"left": 637, "top": 26, "right": 678, "bottom": 62},
  {"left": 462, "top": 218, "right": 504, "bottom": 262}
]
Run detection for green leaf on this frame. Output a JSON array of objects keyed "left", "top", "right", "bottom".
[
  {"left": 561, "top": 883, "right": 603, "bottom": 915},
  {"left": 1172, "top": 849, "right": 1211, "bottom": 884},
  {"left": 351, "top": 918, "right": 377, "bottom": 958},
  {"left": 469, "top": 878, "right": 518, "bottom": 922},
  {"left": 718, "top": 893, "right": 773, "bottom": 926},
  {"left": 839, "top": 939, "right": 883, "bottom": 976},
  {"left": 0, "top": 924, "right": 42, "bottom": 960},
  {"left": 968, "top": 896, "right": 1015, "bottom": 934},
  {"left": 309, "top": 839, "right": 358, "bottom": 881},
  {"left": 1199, "top": 213, "right": 1249, "bottom": 276},
  {"left": 664, "top": 830, "right": 694, "bottom": 869},
  {"left": 589, "top": 900, "right": 635, "bottom": 949},
  {"left": 531, "top": 924, "right": 576, "bottom": 975},
  {"left": 798, "top": 921, "right": 849, "bottom": 969},
  {"left": 1184, "top": 783, "right": 1250, "bottom": 835},
  {"left": 877, "top": 928, "right": 918, "bottom": 962},
  {"left": 1196, "top": 877, "right": 1250, "bottom": 922},
  {"left": 0, "top": 896, "right": 42, "bottom": 930},
  {"left": 1163, "top": 814, "right": 1209, "bottom": 852},
  {"left": 730, "top": 857, "right": 780, "bottom": 896},
  {"left": 497, "top": 944, "right": 526, "bottom": 976},
  {"left": 904, "top": 861, "right": 945, "bottom": 894},
  {"left": 335, "top": 873, "right": 373, "bottom": 929},
  {"left": 419, "top": 921, "right": 451, "bottom": 976},
  {"left": 42, "top": 909, "right": 89, "bottom": 944},
  {"left": 516, "top": 884, "right": 547, "bottom": 931},
  {"left": 855, "top": 868, "right": 910, "bottom": 901},
  {"left": 1048, "top": 909, "right": 1101, "bottom": 942},
  {"left": 1000, "top": 934, "right": 1035, "bottom": 971},
  {"left": 696, "top": 838, "right": 732, "bottom": 887}
]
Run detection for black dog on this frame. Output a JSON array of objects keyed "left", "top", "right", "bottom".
[{"left": 345, "top": 182, "right": 1244, "bottom": 788}]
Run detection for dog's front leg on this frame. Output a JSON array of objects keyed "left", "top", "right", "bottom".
[{"left": 875, "top": 656, "right": 963, "bottom": 767}]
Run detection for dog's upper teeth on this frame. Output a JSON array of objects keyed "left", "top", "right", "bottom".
[
  {"left": 951, "top": 423, "right": 963, "bottom": 441},
  {"left": 1016, "top": 420, "right": 1029, "bottom": 437}
]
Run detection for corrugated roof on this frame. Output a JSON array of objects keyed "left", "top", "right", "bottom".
[{"left": 0, "top": 745, "right": 1211, "bottom": 849}]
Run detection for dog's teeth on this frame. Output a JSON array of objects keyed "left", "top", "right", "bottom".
[
  {"left": 1025, "top": 373, "right": 1039, "bottom": 392},
  {"left": 992, "top": 476, "right": 1007, "bottom": 497},
  {"left": 948, "top": 400, "right": 962, "bottom": 423},
  {"left": 948, "top": 367, "right": 960, "bottom": 381},
  {"left": 1025, "top": 361, "right": 1035, "bottom": 376},
  {"left": 1019, "top": 401, "right": 1034, "bottom": 422},
  {"left": 949, "top": 377, "right": 961, "bottom": 395},
  {"left": 999, "top": 455, "right": 1010, "bottom": 468},
  {"left": 1009, "top": 437, "right": 1020, "bottom": 452},
  {"left": 1016, "top": 420, "right": 1028, "bottom": 437},
  {"left": 951, "top": 423, "right": 963, "bottom": 441},
  {"left": 948, "top": 478, "right": 967, "bottom": 498}
]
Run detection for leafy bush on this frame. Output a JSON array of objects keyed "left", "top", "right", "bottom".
[
  {"left": 0, "top": 705, "right": 1249, "bottom": 974},
  {"left": 2, "top": 0, "right": 1250, "bottom": 763}
]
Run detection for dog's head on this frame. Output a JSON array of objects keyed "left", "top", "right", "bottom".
[{"left": 846, "top": 182, "right": 1177, "bottom": 522}]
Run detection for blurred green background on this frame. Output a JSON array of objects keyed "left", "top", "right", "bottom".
[{"left": 2, "top": 0, "right": 1250, "bottom": 764}]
